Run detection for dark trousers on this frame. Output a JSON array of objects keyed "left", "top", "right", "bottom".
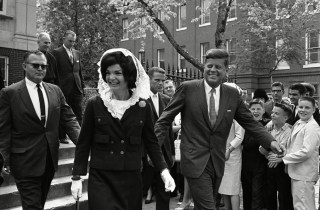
[
  {"left": 241, "top": 159, "right": 267, "bottom": 210},
  {"left": 187, "top": 157, "right": 222, "bottom": 210},
  {"left": 266, "top": 163, "right": 293, "bottom": 210},
  {"left": 59, "top": 92, "right": 83, "bottom": 139},
  {"left": 14, "top": 148, "right": 55, "bottom": 210}
]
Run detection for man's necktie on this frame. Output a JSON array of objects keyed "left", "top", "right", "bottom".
[
  {"left": 69, "top": 53, "right": 73, "bottom": 64},
  {"left": 36, "top": 84, "right": 46, "bottom": 126},
  {"left": 209, "top": 88, "right": 217, "bottom": 128}
]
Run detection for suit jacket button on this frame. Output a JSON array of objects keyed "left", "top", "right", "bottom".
[
  {"left": 120, "top": 151, "right": 124, "bottom": 155},
  {"left": 121, "top": 140, "right": 124, "bottom": 143},
  {"left": 140, "top": 121, "right": 143, "bottom": 124},
  {"left": 189, "top": 149, "right": 193, "bottom": 153},
  {"left": 110, "top": 141, "right": 114, "bottom": 144},
  {"left": 97, "top": 118, "right": 101, "bottom": 123},
  {"left": 110, "top": 151, "right": 114, "bottom": 155}
]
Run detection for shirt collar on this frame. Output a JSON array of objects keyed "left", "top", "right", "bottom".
[
  {"left": 149, "top": 91, "right": 158, "bottom": 98},
  {"left": 204, "top": 80, "right": 220, "bottom": 95},
  {"left": 25, "top": 77, "right": 43, "bottom": 88},
  {"left": 63, "top": 44, "right": 72, "bottom": 53}
]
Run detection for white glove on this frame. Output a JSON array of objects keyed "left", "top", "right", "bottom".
[
  {"left": 71, "top": 179, "right": 83, "bottom": 200},
  {"left": 160, "top": 168, "right": 176, "bottom": 192}
]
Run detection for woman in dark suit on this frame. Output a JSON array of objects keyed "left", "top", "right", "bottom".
[{"left": 70, "top": 48, "right": 175, "bottom": 210}]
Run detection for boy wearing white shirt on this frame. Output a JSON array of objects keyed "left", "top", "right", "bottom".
[{"left": 269, "top": 97, "right": 320, "bottom": 209}]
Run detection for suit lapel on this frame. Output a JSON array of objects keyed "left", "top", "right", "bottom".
[
  {"left": 19, "top": 80, "right": 41, "bottom": 123},
  {"left": 212, "top": 84, "right": 229, "bottom": 131},
  {"left": 158, "top": 93, "right": 165, "bottom": 115},
  {"left": 147, "top": 97, "right": 158, "bottom": 118},
  {"left": 43, "top": 83, "right": 53, "bottom": 123},
  {"left": 291, "top": 121, "right": 306, "bottom": 138},
  {"left": 199, "top": 80, "right": 211, "bottom": 129},
  {"left": 62, "top": 47, "right": 73, "bottom": 66}
]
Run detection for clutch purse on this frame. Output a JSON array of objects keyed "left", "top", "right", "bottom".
[{"left": 174, "top": 130, "right": 181, "bottom": 162}]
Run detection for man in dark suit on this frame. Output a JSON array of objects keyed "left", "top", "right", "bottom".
[
  {"left": 287, "top": 83, "right": 320, "bottom": 126},
  {"left": 52, "top": 30, "right": 84, "bottom": 144},
  {"left": 155, "top": 49, "right": 283, "bottom": 210},
  {"left": 0, "top": 50, "right": 80, "bottom": 209},
  {"left": 37, "top": 32, "right": 59, "bottom": 85},
  {"left": 144, "top": 67, "right": 174, "bottom": 210}
]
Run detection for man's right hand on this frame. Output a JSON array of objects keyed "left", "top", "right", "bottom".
[{"left": 71, "top": 179, "right": 83, "bottom": 200}]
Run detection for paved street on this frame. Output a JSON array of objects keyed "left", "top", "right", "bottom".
[{"left": 142, "top": 180, "right": 320, "bottom": 210}]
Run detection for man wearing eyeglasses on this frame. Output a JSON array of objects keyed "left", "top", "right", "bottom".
[
  {"left": 264, "top": 82, "right": 286, "bottom": 118},
  {"left": 0, "top": 50, "right": 80, "bottom": 209}
]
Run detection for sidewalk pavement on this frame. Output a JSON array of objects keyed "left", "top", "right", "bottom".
[{"left": 143, "top": 179, "right": 320, "bottom": 210}]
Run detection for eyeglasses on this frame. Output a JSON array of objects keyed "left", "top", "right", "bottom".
[{"left": 25, "top": 63, "right": 48, "bottom": 70}]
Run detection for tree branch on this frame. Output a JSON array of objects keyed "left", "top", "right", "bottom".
[{"left": 137, "top": 0, "right": 204, "bottom": 71}]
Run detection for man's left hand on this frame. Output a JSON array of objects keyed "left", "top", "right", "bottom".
[{"left": 161, "top": 169, "right": 176, "bottom": 192}]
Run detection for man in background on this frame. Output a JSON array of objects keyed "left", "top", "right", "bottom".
[
  {"left": 264, "top": 82, "right": 285, "bottom": 118},
  {"left": 52, "top": 30, "right": 84, "bottom": 144},
  {"left": 163, "top": 79, "right": 176, "bottom": 98},
  {"left": 37, "top": 32, "right": 59, "bottom": 85}
]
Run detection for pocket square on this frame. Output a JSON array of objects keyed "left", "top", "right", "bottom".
[
  {"left": 76, "top": 60, "right": 79, "bottom": 63},
  {"left": 227, "top": 110, "right": 232, "bottom": 112}
]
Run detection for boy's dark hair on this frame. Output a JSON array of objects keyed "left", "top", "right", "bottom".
[
  {"left": 148, "top": 67, "right": 166, "bottom": 79},
  {"left": 289, "top": 83, "right": 307, "bottom": 95},
  {"left": 274, "top": 102, "right": 293, "bottom": 117}
]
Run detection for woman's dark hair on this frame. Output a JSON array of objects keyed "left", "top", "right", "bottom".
[{"left": 100, "top": 51, "right": 137, "bottom": 89}]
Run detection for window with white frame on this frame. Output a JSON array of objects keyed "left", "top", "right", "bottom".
[
  {"left": 138, "top": 51, "right": 145, "bottom": 66},
  {"left": 226, "top": 38, "right": 237, "bottom": 65},
  {"left": 157, "top": 49, "right": 165, "bottom": 69},
  {"left": 122, "top": 18, "right": 129, "bottom": 40},
  {"left": 200, "top": 0, "right": 210, "bottom": 25},
  {"left": 200, "top": 42, "right": 210, "bottom": 63},
  {"left": 275, "top": 39, "right": 290, "bottom": 69},
  {"left": 0, "top": 0, "right": 7, "bottom": 15},
  {"left": 137, "top": 16, "right": 147, "bottom": 38},
  {"left": 157, "top": 11, "right": 165, "bottom": 32},
  {"left": 227, "top": 0, "right": 236, "bottom": 21},
  {"left": 178, "top": 46, "right": 186, "bottom": 71},
  {"left": 0, "top": 56, "right": 9, "bottom": 87},
  {"left": 178, "top": 4, "right": 187, "bottom": 29},
  {"left": 306, "top": 31, "right": 320, "bottom": 64}
]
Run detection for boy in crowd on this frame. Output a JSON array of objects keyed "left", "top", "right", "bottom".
[
  {"left": 269, "top": 97, "right": 320, "bottom": 209},
  {"left": 241, "top": 99, "right": 269, "bottom": 210},
  {"left": 260, "top": 102, "right": 293, "bottom": 210}
]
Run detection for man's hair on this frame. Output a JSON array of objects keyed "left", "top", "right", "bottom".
[
  {"left": 302, "top": 83, "right": 315, "bottom": 97},
  {"left": 274, "top": 102, "right": 293, "bottom": 117},
  {"left": 148, "top": 67, "right": 166, "bottom": 79},
  {"left": 249, "top": 99, "right": 265, "bottom": 108},
  {"left": 299, "top": 96, "right": 316, "bottom": 108},
  {"left": 164, "top": 79, "right": 175, "bottom": 87},
  {"left": 289, "top": 83, "right": 307, "bottom": 95},
  {"left": 37, "top": 32, "right": 50, "bottom": 41},
  {"left": 64, "top": 30, "right": 76, "bottom": 38},
  {"left": 271, "top": 81, "right": 284, "bottom": 91},
  {"left": 23, "top": 50, "right": 45, "bottom": 62},
  {"left": 205, "top": 49, "right": 229, "bottom": 67}
]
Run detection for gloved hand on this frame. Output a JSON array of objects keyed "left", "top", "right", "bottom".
[
  {"left": 71, "top": 179, "right": 83, "bottom": 200},
  {"left": 160, "top": 168, "right": 176, "bottom": 192}
]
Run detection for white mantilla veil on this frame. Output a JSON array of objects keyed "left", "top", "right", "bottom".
[{"left": 97, "top": 48, "right": 150, "bottom": 119}]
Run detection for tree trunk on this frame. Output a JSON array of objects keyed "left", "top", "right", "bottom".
[
  {"left": 137, "top": 0, "right": 204, "bottom": 71},
  {"left": 215, "top": 0, "right": 233, "bottom": 48}
]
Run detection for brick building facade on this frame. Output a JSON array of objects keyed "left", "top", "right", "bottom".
[
  {"left": 119, "top": 0, "right": 320, "bottom": 100},
  {"left": 0, "top": 0, "right": 37, "bottom": 86}
]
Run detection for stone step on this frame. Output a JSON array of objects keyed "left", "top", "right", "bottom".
[
  {"left": 1, "top": 158, "right": 75, "bottom": 187},
  {"left": 58, "top": 142, "right": 76, "bottom": 160},
  {"left": 6, "top": 193, "right": 88, "bottom": 210},
  {"left": 0, "top": 175, "right": 88, "bottom": 209}
]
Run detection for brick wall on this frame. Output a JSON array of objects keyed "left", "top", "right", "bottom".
[{"left": 0, "top": 47, "right": 27, "bottom": 85}]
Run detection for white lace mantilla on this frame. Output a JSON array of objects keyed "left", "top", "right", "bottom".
[{"left": 97, "top": 48, "right": 150, "bottom": 119}]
